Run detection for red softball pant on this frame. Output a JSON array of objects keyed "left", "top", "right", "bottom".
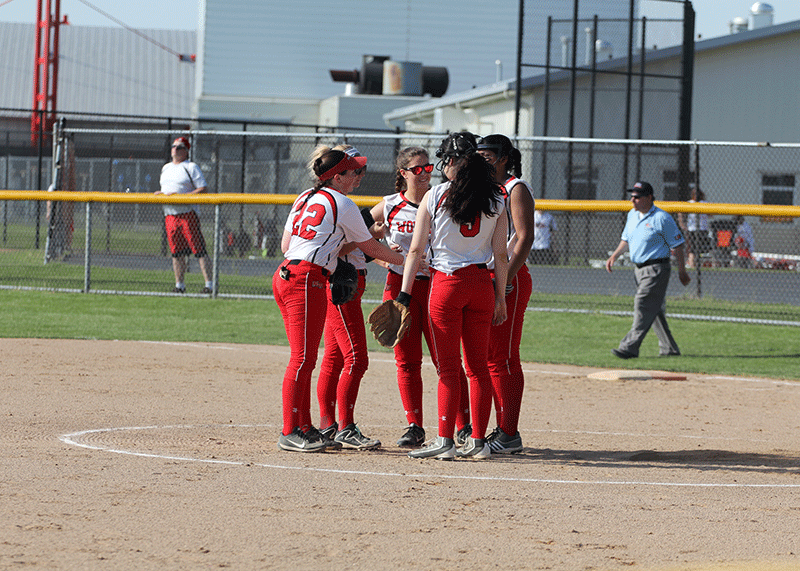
[
  {"left": 489, "top": 264, "right": 533, "bottom": 435},
  {"left": 384, "top": 271, "right": 470, "bottom": 430},
  {"left": 273, "top": 260, "right": 329, "bottom": 436},
  {"left": 316, "top": 273, "right": 368, "bottom": 430},
  {"left": 427, "top": 264, "right": 494, "bottom": 441}
]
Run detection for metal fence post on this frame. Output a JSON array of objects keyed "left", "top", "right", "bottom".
[
  {"left": 84, "top": 201, "right": 92, "bottom": 293},
  {"left": 692, "top": 141, "right": 703, "bottom": 299},
  {"left": 212, "top": 203, "right": 220, "bottom": 297}
]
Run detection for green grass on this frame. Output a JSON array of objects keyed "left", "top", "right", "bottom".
[
  {"left": 1, "top": 289, "right": 797, "bottom": 380},
  {"left": 0, "top": 289, "right": 284, "bottom": 344},
  {"left": 523, "top": 309, "right": 799, "bottom": 378},
  {"left": 2, "top": 221, "right": 165, "bottom": 256},
  {"left": 0, "top": 250, "right": 272, "bottom": 295},
  {"left": 4, "top": 245, "right": 798, "bottom": 322},
  {"left": 529, "top": 292, "right": 800, "bottom": 322}
]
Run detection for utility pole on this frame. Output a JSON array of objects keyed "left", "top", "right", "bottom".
[
  {"left": 677, "top": 0, "right": 696, "bottom": 202},
  {"left": 32, "top": 0, "right": 68, "bottom": 145}
]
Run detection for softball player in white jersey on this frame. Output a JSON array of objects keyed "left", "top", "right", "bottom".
[
  {"left": 397, "top": 132, "right": 508, "bottom": 460},
  {"left": 273, "top": 149, "right": 403, "bottom": 453},
  {"left": 368, "top": 147, "right": 472, "bottom": 449},
  {"left": 477, "top": 134, "right": 536, "bottom": 454},
  {"left": 313, "top": 145, "right": 383, "bottom": 450}
]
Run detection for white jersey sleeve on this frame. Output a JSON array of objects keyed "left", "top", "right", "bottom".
[
  {"left": 283, "top": 186, "right": 372, "bottom": 273},
  {"left": 383, "top": 192, "right": 428, "bottom": 277},
  {"left": 426, "top": 181, "right": 505, "bottom": 275}
]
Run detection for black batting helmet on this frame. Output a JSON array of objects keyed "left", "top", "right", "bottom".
[{"left": 435, "top": 131, "right": 478, "bottom": 170}]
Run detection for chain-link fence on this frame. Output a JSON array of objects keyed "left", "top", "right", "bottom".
[{"left": 1, "top": 129, "right": 798, "bottom": 324}]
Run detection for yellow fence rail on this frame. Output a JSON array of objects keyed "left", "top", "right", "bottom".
[{"left": 3, "top": 191, "right": 800, "bottom": 219}]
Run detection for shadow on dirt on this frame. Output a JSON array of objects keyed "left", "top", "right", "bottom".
[{"left": 493, "top": 448, "right": 800, "bottom": 474}]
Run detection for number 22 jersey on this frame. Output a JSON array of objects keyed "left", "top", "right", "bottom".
[{"left": 283, "top": 186, "right": 371, "bottom": 273}]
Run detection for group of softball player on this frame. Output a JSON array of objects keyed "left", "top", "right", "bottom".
[{"left": 274, "top": 131, "right": 535, "bottom": 460}]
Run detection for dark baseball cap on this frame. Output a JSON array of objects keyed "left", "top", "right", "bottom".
[{"left": 627, "top": 181, "right": 654, "bottom": 196}]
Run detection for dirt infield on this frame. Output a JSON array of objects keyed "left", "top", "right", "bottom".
[{"left": 2, "top": 338, "right": 799, "bottom": 570}]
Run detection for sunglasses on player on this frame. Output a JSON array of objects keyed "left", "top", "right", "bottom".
[{"left": 402, "top": 163, "right": 434, "bottom": 175}]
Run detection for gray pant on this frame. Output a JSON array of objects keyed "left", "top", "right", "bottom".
[{"left": 618, "top": 262, "right": 680, "bottom": 356}]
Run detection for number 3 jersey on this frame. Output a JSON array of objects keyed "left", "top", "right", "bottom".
[
  {"left": 283, "top": 186, "right": 372, "bottom": 273},
  {"left": 426, "top": 181, "right": 505, "bottom": 276}
]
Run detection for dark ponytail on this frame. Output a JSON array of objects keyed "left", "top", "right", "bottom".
[
  {"left": 509, "top": 148, "right": 522, "bottom": 178},
  {"left": 443, "top": 153, "right": 503, "bottom": 225}
]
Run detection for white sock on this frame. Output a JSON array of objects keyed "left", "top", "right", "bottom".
[
  {"left": 205, "top": 281, "right": 213, "bottom": 288},
  {"left": 176, "top": 282, "right": 185, "bottom": 289}
]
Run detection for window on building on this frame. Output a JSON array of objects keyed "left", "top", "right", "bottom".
[
  {"left": 565, "top": 166, "right": 598, "bottom": 200},
  {"left": 761, "top": 174, "right": 795, "bottom": 205},
  {"left": 662, "top": 170, "right": 696, "bottom": 201}
]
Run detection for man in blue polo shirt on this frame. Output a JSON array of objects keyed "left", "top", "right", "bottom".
[{"left": 605, "top": 181, "right": 691, "bottom": 359}]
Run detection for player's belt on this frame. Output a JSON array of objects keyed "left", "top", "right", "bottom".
[
  {"left": 388, "top": 269, "right": 429, "bottom": 280},
  {"left": 635, "top": 257, "right": 669, "bottom": 268},
  {"left": 281, "top": 259, "right": 330, "bottom": 279}
]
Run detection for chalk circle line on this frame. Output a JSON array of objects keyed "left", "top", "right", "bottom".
[{"left": 59, "top": 424, "right": 800, "bottom": 489}]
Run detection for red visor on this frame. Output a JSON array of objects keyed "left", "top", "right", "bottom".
[
  {"left": 173, "top": 136, "right": 190, "bottom": 150},
  {"left": 318, "top": 154, "right": 368, "bottom": 181}
]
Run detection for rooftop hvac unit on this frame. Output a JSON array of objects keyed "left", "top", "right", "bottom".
[
  {"left": 383, "top": 61, "right": 422, "bottom": 96},
  {"left": 729, "top": 16, "right": 749, "bottom": 33},
  {"left": 329, "top": 55, "right": 449, "bottom": 97},
  {"left": 751, "top": 1, "right": 775, "bottom": 29},
  {"left": 596, "top": 39, "right": 613, "bottom": 60}
]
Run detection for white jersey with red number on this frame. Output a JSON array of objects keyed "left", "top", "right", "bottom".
[
  {"left": 283, "top": 186, "right": 372, "bottom": 273},
  {"left": 383, "top": 192, "right": 428, "bottom": 277},
  {"left": 426, "top": 181, "right": 505, "bottom": 275}
]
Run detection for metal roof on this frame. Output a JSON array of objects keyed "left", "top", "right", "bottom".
[{"left": 0, "top": 21, "right": 195, "bottom": 118}]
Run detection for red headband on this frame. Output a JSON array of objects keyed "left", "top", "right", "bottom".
[{"left": 318, "top": 154, "right": 367, "bottom": 181}]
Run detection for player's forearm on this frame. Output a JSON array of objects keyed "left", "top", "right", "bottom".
[
  {"left": 358, "top": 238, "right": 403, "bottom": 266},
  {"left": 338, "top": 242, "right": 358, "bottom": 256},
  {"left": 492, "top": 216, "right": 510, "bottom": 294},
  {"left": 609, "top": 241, "right": 628, "bottom": 261},
  {"left": 400, "top": 249, "right": 423, "bottom": 294}
]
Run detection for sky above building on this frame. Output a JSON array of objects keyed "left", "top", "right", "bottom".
[{"left": 2, "top": 0, "right": 799, "bottom": 40}]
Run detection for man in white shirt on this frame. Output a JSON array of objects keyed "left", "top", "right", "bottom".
[
  {"left": 529, "top": 210, "right": 557, "bottom": 264},
  {"left": 156, "top": 137, "right": 213, "bottom": 294}
]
